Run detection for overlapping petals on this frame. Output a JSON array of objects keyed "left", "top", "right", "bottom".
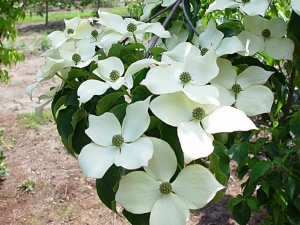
[
  {"left": 198, "top": 18, "right": 244, "bottom": 56},
  {"left": 211, "top": 59, "right": 274, "bottom": 116},
  {"left": 206, "top": 0, "right": 269, "bottom": 16},
  {"left": 116, "top": 137, "right": 223, "bottom": 225},
  {"left": 238, "top": 15, "right": 295, "bottom": 60},
  {"left": 78, "top": 97, "right": 153, "bottom": 178}
]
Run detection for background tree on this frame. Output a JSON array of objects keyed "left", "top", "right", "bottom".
[{"left": 0, "top": 0, "right": 27, "bottom": 83}]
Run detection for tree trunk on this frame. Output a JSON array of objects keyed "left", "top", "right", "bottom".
[
  {"left": 97, "top": 0, "right": 100, "bottom": 11},
  {"left": 45, "top": 0, "right": 49, "bottom": 27}
]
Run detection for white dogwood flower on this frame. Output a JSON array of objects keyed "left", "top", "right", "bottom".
[
  {"left": 141, "top": 48, "right": 220, "bottom": 105},
  {"left": 210, "top": 58, "right": 274, "bottom": 116},
  {"left": 48, "top": 16, "right": 93, "bottom": 49},
  {"left": 77, "top": 58, "right": 166, "bottom": 105},
  {"left": 78, "top": 97, "right": 153, "bottom": 179},
  {"left": 198, "top": 18, "right": 244, "bottom": 56},
  {"left": 116, "top": 137, "right": 224, "bottom": 225},
  {"left": 150, "top": 92, "right": 257, "bottom": 163},
  {"left": 206, "top": 0, "right": 269, "bottom": 16},
  {"left": 97, "top": 11, "right": 171, "bottom": 52},
  {"left": 238, "top": 15, "right": 294, "bottom": 60}
]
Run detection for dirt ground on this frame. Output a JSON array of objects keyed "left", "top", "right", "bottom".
[{"left": 0, "top": 22, "right": 268, "bottom": 225}]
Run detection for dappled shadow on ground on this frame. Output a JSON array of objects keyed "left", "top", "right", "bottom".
[{"left": 17, "top": 20, "right": 65, "bottom": 33}]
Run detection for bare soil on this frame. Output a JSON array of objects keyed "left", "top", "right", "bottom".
[{"left": 0, "top": 21, "right": 267, "bottom": 225}]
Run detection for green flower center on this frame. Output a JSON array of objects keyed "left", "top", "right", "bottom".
[
  {"left": 179, "top": 72, "right": 192, "bottom": 83},
  {"left": 242, "top": 0, "right": 250, "bottom": 3},
  {"left": 112, "top": 134, "right": 124, "bottom": 147},
  {"left": 192, "top": 107, "right": 206, "bottom": 121},
  {"left": 72, "top": 53, "right": 81, "bottom": 63},
  {"left": 127, "top": 23, "right": 137, "bottom": 33},
  {"left": 201, "top": 47, "right": 209, "bottom": 56},
  {"left": 261, "top": 29, "right": 271, "bottom": 38},
  {"left": 109, "top": 70, "right": 121, "bottom": 81},
  {"left": 91, "top": 30, "right": 98, "bottom": 38},
  {"left": 67, "top": 28, "right": 74, "bottom": 34},
  {"left": 159, "top": 182, "right": 172, "bottom": 195},
  {"left": 231, "top": 83, "right": 242, "bottom": 94}
]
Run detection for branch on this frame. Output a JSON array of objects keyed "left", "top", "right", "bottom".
[
  {"left": 145, "top": 0, "right": 183, "bottom": 58},
  {"left": 144, "top": 1, "right": 178, "bottom": 23},
  {"left": 182, "top": 0, "right": 200, "bottom": 36}
]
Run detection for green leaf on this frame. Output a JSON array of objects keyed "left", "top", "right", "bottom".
[
  {"left": 246, "top": 196, "right": 260, "bottom": 211},
  {"left": 96, "top": 92, "right": 125, "bottom": 116},
  {"left": 56, "top": 106, "right": 78, "bottom": 138},
  {"left": 227, "top": 194, "right": 245, "bottom": 211},
  {"left": 249, "top": 160, "right": 271, "bottom": 183},
  {"left": 132, "top": 68, "right": 148, "bottom": 89},
  {"left": 65, "top": 89, "right": 79, "bottom": 107},
  {"left": 96, "top": 165, "right": 122, "bottom": 213},
  {"left": 131, "top": 86, "right": 152, "bottom": 102},
  {"left": 72, "top": 117, "right": 90, "bottom": 155},
  {"left": 274, "top": 190, "right": 288, "bottom": 208},
  {"left": 264, "top": 142, "right": 281, "bottom": 159},
  {"left": 290, "top": 116, "right": 300, "bottom": 138},
  {"left": 232, "top": 201, "right": 251, "bottom": 225},
  {"left": 122, "top": 210, "right": 150, "bottom": 225},
  {"left": 110, "top": 103, "right": 129, "bottom": 124},
  {"left": 209, "top": 145, "right": 230, "bottom": 185},
  {"left": 284, "top": 174, "right": 300, "bottom": 200},
  {"left": 158, "top": 122, "right": 184, "bottom": 168},
  {"left": 229, "top": 142, "right": 250, "bottom": 164}
]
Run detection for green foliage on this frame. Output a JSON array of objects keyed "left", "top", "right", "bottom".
[
  {"left": 17, "top": 178, "right": 36, "bottom": 194},
  {"left": 127, "top": 0, "right": 144, "bottom": 20},
  {"left": 0, "top": 0, "right": 27, "bottom": 83},
  {"left": 18, "top": 109, "right": 54, "bottom": 130}
]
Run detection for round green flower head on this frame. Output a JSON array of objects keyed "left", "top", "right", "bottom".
[
  {"left": 109, "top": 70, "right": 121, "bottom": 81},
  {"left": 192, "top": 107, "right": 206, "bottom": 121},
  {"left": 231, "top": 83, "right": 242, "bottom": 94},
  {"left": 159, "top": 182, "right": 172, "bottom": 195},
  {"left": 127, "top": 23, "right": 137, "bottom": 33},
  {"left": 261, "top": 29, "right": 271, "bottom": 38},
  {"left": 242, "top": 0, "right": 250, "bottom": 3},
  {"left": 179, "top": 72, "right": 192, "bottom": 83},
  {"left": 201, "top": 47, "right": 209, "bottom": 56},
  {"left": 67, "top": 28, "right": 74, "bottom": 34},
  {"left": 91, "top": 30, "right": 98, "bottom": 38},
  {"left": 112, "top": 134, "right": 124, "bottom": 147},
  {"left": 72, "top": 53, "right": 81, "bottom": 63}
]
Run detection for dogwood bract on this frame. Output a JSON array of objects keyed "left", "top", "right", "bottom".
[
  {"left": 210, "top": 58, "right": 274, "bottom": 116},
  {"left": 116, "top": 137, "right": 224, "bottom": 225},
  {"left": 238, "top": 15, "right": 294, "bottom": 60},
  {"left": 78, "top": 97, "right": 153, "bottom": 178}
]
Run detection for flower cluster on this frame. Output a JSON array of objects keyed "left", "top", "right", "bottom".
[{"left": 27, "top": 0, "right": 297, "bottom": 224}]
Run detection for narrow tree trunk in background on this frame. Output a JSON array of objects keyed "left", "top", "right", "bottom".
[
  {"left": 97, "top": 0, "right": 100, "bottom": 11},
  {"left": 45, "top": 0, "right": 49, "bottom": 27}
]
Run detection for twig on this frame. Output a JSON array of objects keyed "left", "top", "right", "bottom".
[
  {"left": 145, "top": 0, "right": 183, "bottom": 58},
  {"left": 182, "top": 0, "right": 200, "bottom": 36},
  {"left": 144, "top": 1, "right": 178, "bottom": 23}
]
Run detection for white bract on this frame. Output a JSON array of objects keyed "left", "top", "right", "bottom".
[
  {"left": 141, "top": 47, "right": 220, "bottom": 105},
  {"left": 78, "top": 97, "right": 153, "bottom": 178},
  {"left": 97, "top": 11, "right": 171, "bottom": 52},
  {"left": 77, "top": 58, "right": 166, "bottom": 105},
  {"left": 291, "top": 0, "right": 300, "bottom": 16},
  {"left": 150, "top": 92, "right": 257, "bottom": 163},
  {"left": 238, "top": 15, "right": 295, "bottom": 60},
  {"left": 210, "top": 59, "right": 274, "bottom": 116},
  {"left": 116, "top": 137, "right": 224, "bottom": 225},
  {"left": 206, "top": 0, "right": 269, "bottom": 16},
  {"left": 198, "top": 18, "right": 244, "bottom": 56},
  {"left": 48, "top": 16, "right": 94, "bottom": 49}
]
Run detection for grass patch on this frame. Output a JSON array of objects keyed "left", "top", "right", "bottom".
[
  {"left": 17, "top": 178, "right": 36, "bottom": 194},
  {"left": 18, "top": 110, "right": 54, "bottom": 130},
  {"left": 18, "top": 7, "right": 128, "bottom": 25}
]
